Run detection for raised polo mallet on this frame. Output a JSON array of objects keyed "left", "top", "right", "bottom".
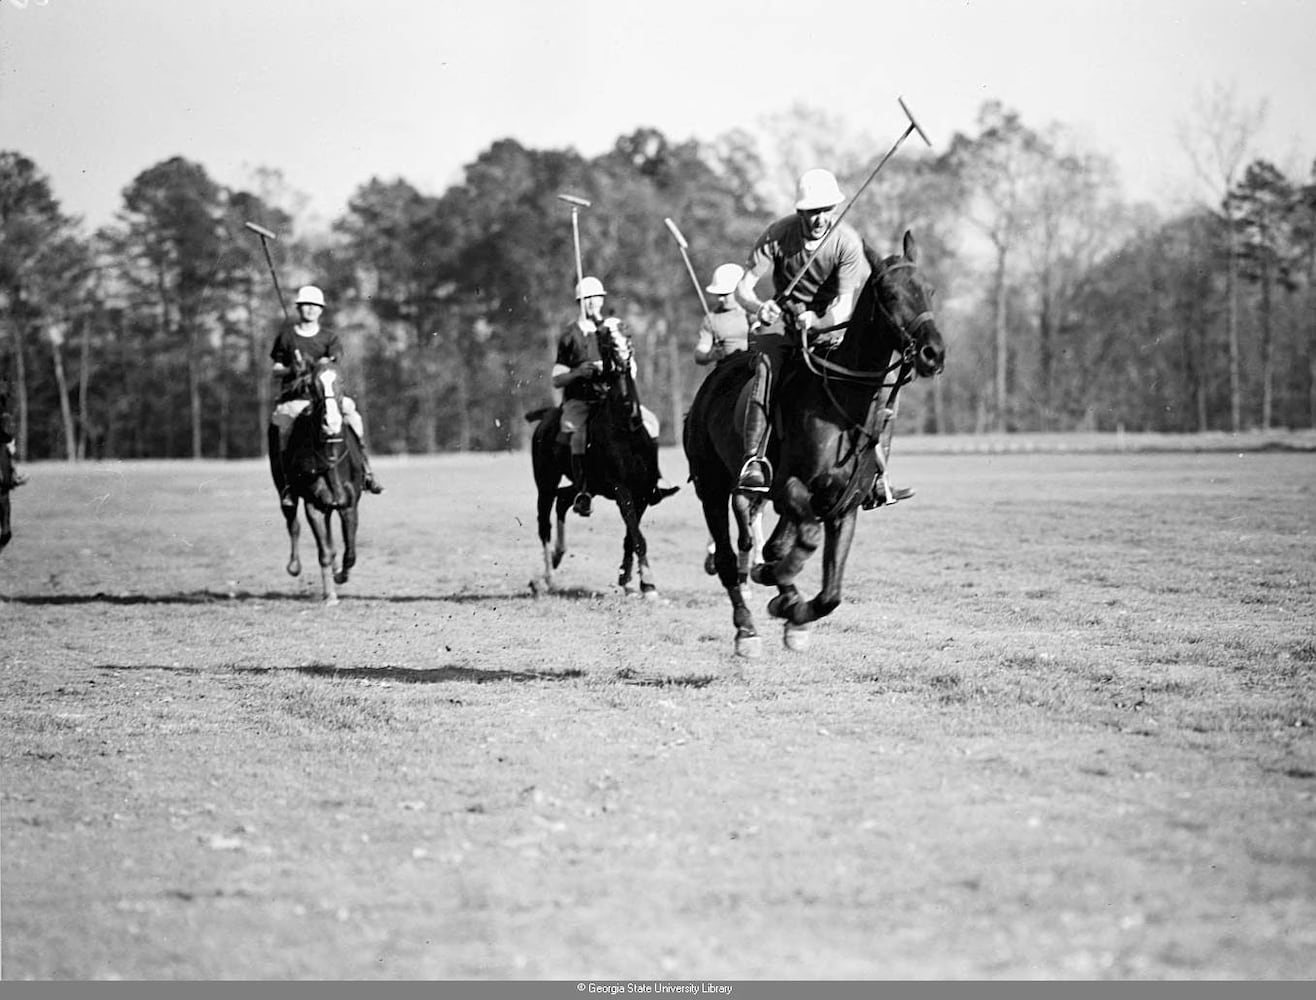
[
  {"left": 556, "top": 193, "right": 591, "bottom": 320},
  {"left": 243, "top": 221, "right": 289, "bottom": 323},
  {"left": 779, "top": 96, "right": 932, "bottom": 301},
  {"left": 663, "top": 218, "right": 713, "bottom": 324}
]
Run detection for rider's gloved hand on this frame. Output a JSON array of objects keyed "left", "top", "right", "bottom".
[{"left": 755, "top": 300, "right": 783, "bottom": 327}]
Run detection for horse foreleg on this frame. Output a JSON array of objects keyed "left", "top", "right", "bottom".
[
  {"left": 618, "top": 533, "right": 636, "bottom": 594},
  {"left": 284, "top": 503, "right": 302, "bottom": 577},
  {"left": 334, "top": 505, "right": 358, "bottom": 586},
  {"left": 772, "top": 510, "right": 858, "bottom": 650},
  {"left": 615, "top": 489, "right": 655, "bottom": 598},
  {"left": 0, "top": 495, "right": 11, "bottom": 552},
  {"left": 801, "top": 510, "right": 856, "bottom": 623},
  {"left": 752, "top": 513, "right": 797, "bottom": 587},
  {"left": 303, "top": 505, "right": 338, "bottom": 605},
  {"left": 764, "top": 479, "right": 824, "bottom": 633}
]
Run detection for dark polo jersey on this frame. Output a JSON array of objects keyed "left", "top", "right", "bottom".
[
  {"left": 555, "top": 318, "right": 608, "bottom": 402},
  {"left": 270, "top": 324, "right": 342, "bottom": 398},
  {"left": 747, "top": 215, "right": 868, "bottom": 318}
]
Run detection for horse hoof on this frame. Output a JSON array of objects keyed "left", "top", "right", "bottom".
[
  {"left": 334, "top": 571, "right": 349, "bottom": 585},
  {"left": 552, "top": 551, "right": 565, "bottom": 570},
  {"left": 703, "top": 552, "right": 717, "bottom": 575},
  {"left": 323, "top": 594, "right": 339, "bottom": 607},
  {"left": 287, "top": 561, "right": 301, "bottom": 578},
  {"left": 750, "top": 564, "right": 773, "bottom": 586},
  {"left": 641, "top": 587, "right": 659, "bottom": 601},
  {"left": 735, "top": 634, "right": 763, "bottom": 659},
  {"left": 783, "top": 623, "right": 812, "bottom": 652}
]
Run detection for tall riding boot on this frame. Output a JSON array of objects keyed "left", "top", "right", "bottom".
[
  {"left": 736, "top": 355, "right": 773, "bottom": 493},
  {"left": 647, "top": 432, "right": 680, "bottom": 506},
  {"left": 268, "top": 425, "right": 294, "bottom": 508},
  {"left": 570, "top": 452, "right": 592, "bottom": 517},
  {"left": 359, "top": 443, "right": 384, "bottom": 495},
  {"left": 347, "top": 426, "right": 383, "bottom": 494}
]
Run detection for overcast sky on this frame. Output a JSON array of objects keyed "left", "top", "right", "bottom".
[{"left": 2, "top": 0, "right": 1313, "bottom": 231}]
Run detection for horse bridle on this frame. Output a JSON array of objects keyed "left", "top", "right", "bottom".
[
  {"left": 309, "top": 369, "right": 351, "bottom": 473},
  {"left": 798, "top": 256, "right": 931, "bottom": 386}
]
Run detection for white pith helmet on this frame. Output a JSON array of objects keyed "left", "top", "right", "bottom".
[
  {"left": 295, "top": 285, "right": 326, "bottom": 308},
  {"left": 575, "top": 275, "right": 606, "bottom": 300},
  {"left": 794, "top": 168, "right": 845, "bottom": 211},
  {"left": 706, "top": 263, "right": 745, "bottom": 295}
]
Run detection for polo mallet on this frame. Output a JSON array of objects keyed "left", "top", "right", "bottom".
[
  {"left": 663, "top": 218, "right": 713, "bottom": 323},
  {"left": 243, "top": 221, "right": 289, "bottom": 323},
  {"left": 779, "top": 96, "right": 932, "bottom": 302},
  {"left": 557, "top": 193, "right": 591, "bottom": 320}
]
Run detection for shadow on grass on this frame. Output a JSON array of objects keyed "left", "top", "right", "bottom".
[
  {"left": 5, "top": 588, "right": 540, "bottom": 606},
  {"left": 92, "top": 661, "right": 586, "bottom": 684},
  {"left": 292, "top": 664, "right": 585, "bottom": 684}
]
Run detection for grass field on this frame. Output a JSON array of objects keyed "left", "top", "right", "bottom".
[{"left": 2, "top": 439, "right": 1314, "bottom": 980}]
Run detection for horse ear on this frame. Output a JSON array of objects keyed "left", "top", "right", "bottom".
[{"left": 903, "top": 230, "right": 917, "bottom": 263}]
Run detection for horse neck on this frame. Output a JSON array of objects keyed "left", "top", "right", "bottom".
[
  {"left": 598, "top": 374, "right": 639, "bottom": 426},
  {"left": 830, "top": 278, "right": 903, "bottom": 375}
]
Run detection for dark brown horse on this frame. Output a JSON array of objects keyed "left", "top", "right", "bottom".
[
  {"left": 683, "top": 230, "right": 946, "bottom": 656},
  {"left": 0, "top": 443, "right": 11, "bottom": 554},
  {"left": 527, "top": 323, "right": 664, "bottom": 598},
  {"left": 0, "top": 394, "right": 15, "bottom": 553},
  {"left": 274, "top": 360, "right": 364, "bottom": 604}
]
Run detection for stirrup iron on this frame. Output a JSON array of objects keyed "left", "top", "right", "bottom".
[{"left": 736, "top": 456, "right": 773, "bottom": 493}]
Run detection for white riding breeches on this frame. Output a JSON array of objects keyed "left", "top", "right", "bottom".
[
  {"left": 640, "top": 405, "right": 659, "bottom": 440},
  {"left": 271, "top": 396, "right": 363, "bottom": 449}
]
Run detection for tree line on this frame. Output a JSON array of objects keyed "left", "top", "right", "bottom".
[{"left": 2, "top": 99, "right": 1314, "bottom": 462}]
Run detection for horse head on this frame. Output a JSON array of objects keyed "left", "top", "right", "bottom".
[
  {"left": 595, "top": 320, "right": 643, "bottom": 425},
  {"left": 848, "top": 230, "right": 946, "bottom": 379},
  {"left": 308, "top": 361, "right": 346, "bottom": 439},
  {"left": 596, "top": 320, "right": 634, "bottom": 381}
]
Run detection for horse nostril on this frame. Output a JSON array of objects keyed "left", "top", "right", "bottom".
[{"left": 920, "top": 345, "right": 944, "bottom": 371}]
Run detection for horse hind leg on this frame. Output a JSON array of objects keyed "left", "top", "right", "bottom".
[
  {"left": 532, "top": 486, "right": 570, "bottom": 595},
  {"left": 732, "top": 494, "right": 765, "bottom": 584}
]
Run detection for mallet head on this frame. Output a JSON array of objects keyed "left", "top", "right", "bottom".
[
  {"left": 556, "top": 193, "right": 591, "bottom": 208},
  {"left": 663, "top": 217, "right": 689, "bottom": 249},
  {"left": 898, "top": 96, "right": 932, "bottom": 147},
  {"left": 243, "top": 221, "right": 278, "bottom": 241}
]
